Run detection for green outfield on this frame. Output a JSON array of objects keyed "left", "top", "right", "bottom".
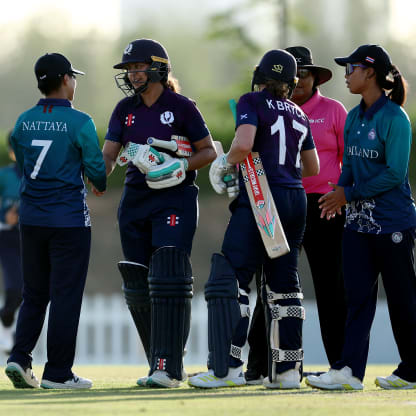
[{"left": 0, "top": 365, "right": 415, "bottom": 416}]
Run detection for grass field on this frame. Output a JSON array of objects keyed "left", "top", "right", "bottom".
[{"left": 0, "top": 365, "right": 415, "bottom": 415}]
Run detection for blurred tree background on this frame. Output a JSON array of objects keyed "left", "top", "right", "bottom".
[{"left": 0, "top": 0, "right": 415, "bottom": 297}]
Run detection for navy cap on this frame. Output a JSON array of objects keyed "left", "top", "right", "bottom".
[
  {"left": 35, "top": 53, "right": 85, "bottom": 81},
  {"left": 334, "top": 44, "right": 392, "bottom": 74}
]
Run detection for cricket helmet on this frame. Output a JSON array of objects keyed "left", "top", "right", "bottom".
[
  {"left": 114, "top": 38, "right": 170, "bottom": 96},
  {"left": 252, "top": 49, "right": 298, "bottom": 92}
]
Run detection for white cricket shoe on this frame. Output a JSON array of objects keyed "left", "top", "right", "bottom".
[
  {"left": 136, "top": 375, "right": 149, "bottom": 387},
  {"left": 188, "top": 366, "right": 245, "bottom": 388},
  {"left": 41, "top": 374, "right": 92, "bottom": 389},
  {"left": 305, "top": 366, "right": 363, "bottom": 391},
  {"left": 0, "top": 324, "right": 14, "bottom": 353},
  {"left": 146, "top": 370, "right": 186, "bottom": 388},
  {"left": 263, "top": 369, "right": 301, "bottom": 389},
  {"left": 375, "top": 374, "right": 416, "bottom": 390},
  {"left": 5, "top": 362, "right": 40, "bottom": 388}
]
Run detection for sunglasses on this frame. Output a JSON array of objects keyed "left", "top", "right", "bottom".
[
  {"left": 296, "top": 69, "right": 311, "bottom": 79},
  {"left": 345, "top": 63, "right": 368, "bottom": 75}
]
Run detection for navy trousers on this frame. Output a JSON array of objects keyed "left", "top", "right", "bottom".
[
  {"left": 9, "top": 225, "right": 91, "bottom": 382},
  {"left": 333, "top": 227, "right": 416, "bottom": 381}
]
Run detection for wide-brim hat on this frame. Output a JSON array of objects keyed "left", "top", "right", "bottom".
[{"left": 285, "top": 46, "right": 332, "bottom": 86}]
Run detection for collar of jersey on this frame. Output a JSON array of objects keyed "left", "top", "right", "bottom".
[
  {"left": 359, "top": 93, "right": 388, "bottom": 120},
  {"left": 134, "top": 87, "right": 170, "bottom": 108},
  {"left": 37, "top": 98, "right": 72, "bottom": 107}
]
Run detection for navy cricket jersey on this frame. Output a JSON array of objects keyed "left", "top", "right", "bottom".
[
  {"left": 236, "top": 90, "right": 315, "bottom": 188},
  {"left": 338, "top": 94, "right": 416, "bottom": 234},
  {"left": 11, "top": 98, "right": 107, "bottom": 228},
  {"left": 0, "top": 164, "right": 21, "bottom": 228},
  {"left": 105, "top": 87, "right": 210, "bottom": 187}
]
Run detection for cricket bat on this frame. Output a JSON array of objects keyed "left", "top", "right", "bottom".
[
  {"left": 147, "top": 135, "right": 193, "bottom": 156},
  {"left": 229, "top": 99, "right": 290, "bottom": 259}
]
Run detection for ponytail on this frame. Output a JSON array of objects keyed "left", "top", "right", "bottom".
[
  {"left": 376, "top": 64, "right": 407, "bottom": 106},
  {"left": 163, "top": 74, "right": 181, "bottom": 93}
]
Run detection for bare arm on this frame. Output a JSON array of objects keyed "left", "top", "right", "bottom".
[
  {"left": 186, "top": 135, "right": 217, "bottom": 171},
  {"left": 227, "top": 124, "right": 257, "bottom": 165},
  {"left": 301, "top": 148, "right": 320, "bottom": 177},
  {"left": 102, "top": 140, "right": 122, "bottom": 176}
]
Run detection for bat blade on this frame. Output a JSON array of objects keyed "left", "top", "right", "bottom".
[{"left": 241, "top": 152, "right": 290, "bottom": 258}]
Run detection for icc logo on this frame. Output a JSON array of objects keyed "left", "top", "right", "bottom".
[
  {"left": 160, "top": 111, "right": 174, "bottom": 127},
  {"left": 124, "top": 43, "right": 133, "bottom": 55}
]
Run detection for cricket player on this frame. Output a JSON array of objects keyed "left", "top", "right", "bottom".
[
  {"left": 307, "top": 44, "right": 416, "bottom": 391},
  {"left": 5, "top": 53, "right": 106, "bottom": 389},
  {"left": 102, "top": 38, "right": 216, "bottom": 388},
  {"left": 188, "top": 49, "right": 319, "bottom": 389},
  {"left": 0, "top": 132, "right": 23, "bottom": 353}
]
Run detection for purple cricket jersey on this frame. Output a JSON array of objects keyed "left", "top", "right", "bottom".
[
  {"left": 105, "top": 88, "right": 210, "bottom": 186},
  {"left": 236, "top": 90, "right": 315, "bottom": 188}
]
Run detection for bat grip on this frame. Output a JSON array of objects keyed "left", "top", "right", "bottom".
[{"left": 147, "top": 137, "right": 178, "bottom": 152}]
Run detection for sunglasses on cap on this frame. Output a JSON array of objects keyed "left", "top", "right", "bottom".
[
  {"left": 345, "top": 63, "right": 368, "bottom": 75},
  {"left": 296, "top": 69, "right": 311, "bottom": 79}
]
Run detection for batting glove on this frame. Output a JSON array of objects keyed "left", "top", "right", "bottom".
[
  {"left": 209, "top": 153, "right": 238, "bottom": 195},
  {"left": 145, "top": 154, "right": 189, "bottom": 189}
]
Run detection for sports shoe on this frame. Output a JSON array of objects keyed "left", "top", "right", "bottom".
[
  {"left": 375, "top": 374, "right": 416, "bottom": 390},
  {"left": 136, "top": 375, "right": 149, "bottom": 387},
  {"left": 0, "top": 324, "right": 14, "bottom": 353},
  {"left": 188, "top": 366, "right": 246, "bottom": 388},
  {"left": 305, "top": 366, "right": 363, "bottom": 391},
  {"left": 146, "top": 370, "right": 185, "bottom": 388},
  {"left": 5, "top": 362, "right": 40, "bottom": 388},
  {"left": 41, "top": 374, "right": 92, "bottom": 389},
  {"left": 263, "top": 369, "right": 301, "bottom": 389},
  {"left": 244, "top": 368, "right": 265, "bottom": 385}
]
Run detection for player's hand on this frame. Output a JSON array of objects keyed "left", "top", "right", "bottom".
[
  {"left": 132, "top": 144, "right": 165, "bottom": 174},
  {"left": 145, "top": 154, "right": 188, "bottom": 189},
  {"left": 209, "top": 153, "right": 237, "bottom": 195},
  {"left": 5, "top": 205, "right": 18, "bottom": 226},
  {"left": 87, "top": 178, "right": 105, "bottom": 197},
  {"left": 318, "top": 182, "right": 346, "bottom": 219}
]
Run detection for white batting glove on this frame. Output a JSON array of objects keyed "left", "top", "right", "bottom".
[
  {"left": 145, "top": 154, "right": 189, "bottom": 189},
  {"left": 131, "top": 144, "right": 166, "bottom": 174},
  {"left": 209, "top": 153, "right": 237, "bottom": 195}
]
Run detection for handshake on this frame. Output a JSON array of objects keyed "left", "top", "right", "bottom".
[{"left": 117, "top": 136, "right": 189, "bottom": 189}]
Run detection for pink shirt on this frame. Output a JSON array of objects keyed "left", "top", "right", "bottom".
[{"left": 301, "top": 90, "right": 347, "bottom": 194}]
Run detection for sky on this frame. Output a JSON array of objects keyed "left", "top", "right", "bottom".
[{"left": 0, "top": 0, "right": 414, "bottom": 42}]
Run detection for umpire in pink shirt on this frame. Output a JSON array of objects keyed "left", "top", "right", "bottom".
[{"left": 286, "top": 46, "right": 348, "bottom": 370}]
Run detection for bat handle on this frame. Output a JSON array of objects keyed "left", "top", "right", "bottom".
[{"left": 147, "top": 137, "right": 178, "bottom": 152}]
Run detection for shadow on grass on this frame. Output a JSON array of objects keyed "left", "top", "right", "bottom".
[{"left": 0, "top": 385, "right": 368, "bottom": 405}]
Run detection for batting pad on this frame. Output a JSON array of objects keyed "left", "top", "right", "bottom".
[
  {"left": 204, "top": 253, "right": 241, "bottom": 378},
  {"left": 118, "top": 261, "right": 151, "bottom": 363},
  {"left": 148, "top": 247, "right": 193, "bottom": 381}
]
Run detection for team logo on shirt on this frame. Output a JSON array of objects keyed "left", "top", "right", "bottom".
[
  {"left": 368, "top": 128, "right": 376, "bottom": 140},
  {"left": 125, "top": 114, "right": 135, "bottom": 126},
  {"left": 391, "top": 232, "right": 403, "bottom": 244},
  {"left": 167, "top": 214, "right": 179, "bottom": 226},
  {"left": 240, "top": 114, "right": 248, "bottom": 120},
  {"left": 160, "top": 111, "right": 174, "bottom": 127}
]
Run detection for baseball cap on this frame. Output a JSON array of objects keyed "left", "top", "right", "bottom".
[
  {"left": 34, "top": 53, "right": 85, "bottom": 81},
  {"left": 285, "top": 46, "right": 332, "bottom": 86},
  {"left": 334, "top": 44, "right": 392, "bottom": 74}
]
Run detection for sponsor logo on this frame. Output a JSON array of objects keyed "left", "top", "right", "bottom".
[
  {"left": 309, "top": 118, "right": 325, "bottom": 124},
  {"left": 368, "top": 128, "right": 376, "bottom": 140},
  {"left": 167, "top": 214, "right": 179, "bottom": 226},
  {"left": 160, "top": 111, "right": 174, "bottom": 126},
  {"left": 125, "top": 114, "right": 135, "bottom": 126},
  {"left": 392, "top": 232, "right": 403, "bottom": 244},
  {"left": 157, "top": 358, "right": 166, "bottom": 370}
]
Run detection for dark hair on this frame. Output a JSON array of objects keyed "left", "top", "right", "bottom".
[
  {"left": 264, "top": 79, "right": 291, "bottom": 99},
  {"left": 375, "top": 64, "right": 407, "bottom": 106},
  {"left": 38, "top": 75, "right": 64, "bottom": 96},
  {"left": 6, "top": 130, "right": 12, "bottom": 148}
]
